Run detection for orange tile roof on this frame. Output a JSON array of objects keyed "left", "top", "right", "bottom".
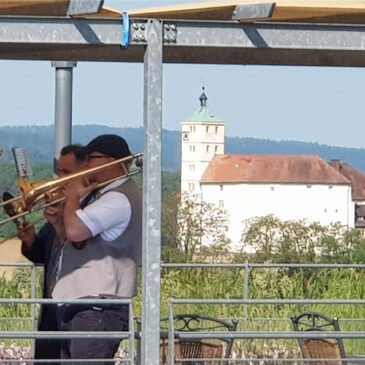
[
  {"left": 329, "top": 161, "right": 365, "bottom": 200},
  {"left": 201, "top": 154, "right": 351, "bottom": 185}
]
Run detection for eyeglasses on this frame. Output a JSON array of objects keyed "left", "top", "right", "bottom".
[{"left": 88, "top": 154, "right": 108, "bottom": 159}]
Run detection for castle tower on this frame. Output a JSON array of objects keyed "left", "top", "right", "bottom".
[{"left": 180, "top": 87, "right": 226, "bottom": 196}]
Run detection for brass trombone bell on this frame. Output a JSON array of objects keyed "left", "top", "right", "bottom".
[
  {"left": 2, "top": 191, "right": 28, "bottom": 230},
  {"left": 1, "top": 152, "right": 143, "bottom": 227}
]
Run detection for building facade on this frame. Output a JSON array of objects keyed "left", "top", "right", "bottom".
[
  {"left": 180, "top": 89, "right": 362, "bottom": 250},
  {"left": 200, "top": 154, "right": 354, "bottom": 248}
]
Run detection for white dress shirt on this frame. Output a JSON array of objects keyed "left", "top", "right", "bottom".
[{"left": 75, "top": 178, "right": 132, "bottom": 241}]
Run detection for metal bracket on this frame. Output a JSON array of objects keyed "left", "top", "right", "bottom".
[
  {"left": 163, "top": 23, "right": 177, "bottom": 44},
  {"left": 130, "top": 21, "right": 147, "bottom": 43},
  {"left": 67, "top": 0, "right": 104, "bottom": 16},
  {"left": 232, "top": 3, "right": 276, "bottom": 21}
]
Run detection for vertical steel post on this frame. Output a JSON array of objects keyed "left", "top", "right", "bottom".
[
  {"left": 129, "top": 302, "right": 135, "bottom": 365},
  {"left": 30, "top": 264, "right": 37, "bottom": 357},
  {"left": 51, "top": 61, "right": 76, "bottom": 175},
  {"left": 168, "top": 303, "right": 175, "bottom": 365},
  {"left": 141, "top": 19, "right": 163, "bottom": 365},
  {"left": 244, "top": 261, "right": 250, "bottom": 331}
]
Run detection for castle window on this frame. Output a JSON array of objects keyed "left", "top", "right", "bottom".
[
  {"left": 220, "top": 185, "right": 223, "bottom": 191},
  {"left": 270, "top": 186, "right": 275, "bottom": 192},
  {"left": 189, "top": 145, "right": 195, "bottom": 152},
  {"left": 215, "top": 145, "right": 218, "bottom": 153},
  {"left": 206, "top": 126, "right": 209, "bottom": 133},
  {"left": 182, "top": 132, "right": 189, "bottom": 141},
  {"left": 188, "top": 182, "right": 194, "bottom": 191},
  {"left": 189, "top": 126, "right": 196, "bottom": 133},
  {"left": 189, "top": 164, "right": 195, "bottom": 172},
  {"left": 215, "top": 126, "right": 218, "bottom": 133},
  {"left": 219, "top": 200, "right": 224, "bottom": 208},
  {"left": 206, "top": 145, "right": 210, "bottom": 153}
]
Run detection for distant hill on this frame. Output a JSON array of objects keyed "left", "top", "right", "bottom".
[{"left": 1, "top": 124, "right": 365, "bottom": 173}]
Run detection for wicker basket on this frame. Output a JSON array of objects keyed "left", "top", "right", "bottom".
[
  {"left": 302, "top": 338, "right": 343, "bottom": 365},
  {"left": 160, "top": 339, "right": 224, "bottom": 365}
]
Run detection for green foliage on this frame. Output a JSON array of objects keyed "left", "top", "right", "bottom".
[
  {"left": 0, "top": 270, "right": 29, "bottom": 319},
  {"left": 174, "top": 194, "right": 230, "bottom": 262},
  {"left": 239, "top": 215, "right": 365, "bottom": 264},
  {"left": 162, "top": 171, "right": 180, "bottom": 197}
]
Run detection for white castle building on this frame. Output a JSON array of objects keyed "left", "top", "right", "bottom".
[
  {"left": 181, "top": 87, "right": 226, "bottom": 196},
  {"left": 180, "top": 88, "right": 365, "bottom": 248}
]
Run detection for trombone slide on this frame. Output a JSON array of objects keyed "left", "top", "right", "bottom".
[{"left": 1, "top": 152, "right": 143, "bottom": 228}]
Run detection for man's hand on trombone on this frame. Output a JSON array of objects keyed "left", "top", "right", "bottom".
[{"left": 17, "top": 223, "right": 36, "bottom": 248}]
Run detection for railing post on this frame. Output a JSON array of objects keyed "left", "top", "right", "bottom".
[
  {"left": 243, "top": 261, "right": 250, "bottom": 331},
  {"left": 168, "top": 302, "right": 175, "bottom": 365},
  {"left": 129, "top": 302, "right": 135, "bottom": 365},
  {"left": 30, "top": 263, "right": 37, "bottom": 356}
]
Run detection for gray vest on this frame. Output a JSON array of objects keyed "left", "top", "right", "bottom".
[{"left": 52, "top": 178, "right": 142, "bottom": 299}]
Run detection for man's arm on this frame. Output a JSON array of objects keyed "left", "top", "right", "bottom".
[{"left": 63, "top": 179, "right": 96, "bottom": 242}]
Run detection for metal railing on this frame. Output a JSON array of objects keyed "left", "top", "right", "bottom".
[
  {"left": 162, "top": 262, "right": 365, "bottom": 328},
  {"left": 161, "top": 263, "right": 365, "bottom": 365},
  {"left": 2, "top": 262, "right": 365, "bottom": 364},
  {"left": 0, "top": 262, "right": 135, "bottom": 364}
]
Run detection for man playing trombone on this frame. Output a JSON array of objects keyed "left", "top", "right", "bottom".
[
  {"left": 52, "top": 134, "right": 142, "bottom": 364},
  {"left": 18, "top": 144, "right": 86, "bottom": 364}
]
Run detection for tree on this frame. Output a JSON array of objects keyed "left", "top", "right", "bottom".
[
  {"left": 239, "top": 215, "right": 365, "bottom": 263},
  {"left": 174, "top": 193, "right": 230, "bottom": 262}
]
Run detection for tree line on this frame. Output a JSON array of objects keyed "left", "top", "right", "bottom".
[{"left": 2, "top": 124, "right": 365, "bottom": 172}]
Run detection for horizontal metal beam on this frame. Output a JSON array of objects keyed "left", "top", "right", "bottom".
[
  {"left": 0, "top": 17, "right": 125, "bottom": 44},
  {"left": 0, "top": 331, "right": 130, "bottom": 339},
  {"left": 163, "top": 20, "right": 365, "bottom": 66},
  {"left": 178, "top": 331, "right": 365, "bottom": 340},
  {"left": 0, "top": 17, "right": 147, "bottom": 61},
  {"left": 0, "top": 17, "right": 365, "bottom": 66},
  {"left": 171, "top": 298, "right": 365, "bottom": 305}
]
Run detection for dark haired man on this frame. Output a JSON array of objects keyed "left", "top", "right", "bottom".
[
  {"left": 52, "top": 135, "right": 142, "bottom": 364},
  {"left": 18, "top": 144, "right": 85, "bottom": 364}
]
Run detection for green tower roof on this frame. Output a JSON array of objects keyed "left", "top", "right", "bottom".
[{"left": 182, "top": 87, "right": 224, "bottom": 124}]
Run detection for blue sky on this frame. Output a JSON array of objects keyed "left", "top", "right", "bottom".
[{"left": 1, "top": 0, "right": 365, "bottom": 149}]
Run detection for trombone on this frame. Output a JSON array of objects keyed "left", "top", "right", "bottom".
[{"left": 0, "top": 152, "right": 143, "bottom": 229}]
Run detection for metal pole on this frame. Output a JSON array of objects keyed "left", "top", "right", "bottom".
[
  {"left": 141, "top": 19, "right": 163, "bottom": 365},
  {"left": 30, "top": 264, "right": 37, "bottom": 357},
  {"left": 51, "top": 61, "right": 76, "bottom": 175},
  {"left": 243, "top": 262, "right": 249, "bottom": 332}
]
